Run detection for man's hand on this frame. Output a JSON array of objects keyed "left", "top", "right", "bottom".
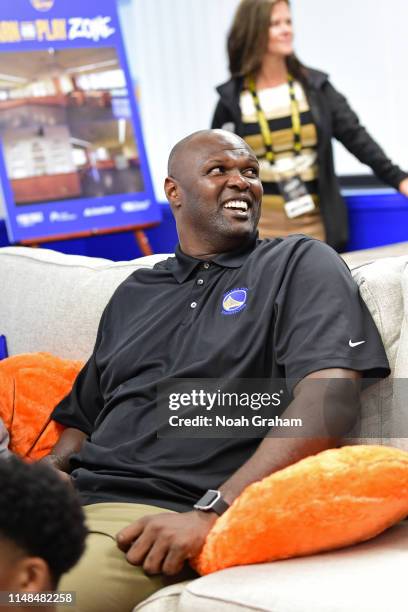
[
  {"left": 116, "top": 511, "right": 217, "bottom": 576},
  {"left": 56, "top": 470, "right": 73, "bottom": 485},
  {"left": 38, "top": 455, "right": 72, "bottom": 484}
]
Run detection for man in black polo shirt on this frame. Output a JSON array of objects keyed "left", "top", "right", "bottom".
[{"left": 46, "top": 129, "right": 389, "bottom": 611}]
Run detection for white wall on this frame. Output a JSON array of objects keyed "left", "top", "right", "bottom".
[
  {"left": 118, "top": 0, "right": 408, "bottom": 200},
  {"left": 118, "top": 0, "right": 240, "bottom": 200},
  {"left": 292, "top": 0, "right": 408, "bottom": 177}
]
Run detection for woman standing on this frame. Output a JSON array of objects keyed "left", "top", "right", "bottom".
[{"left": 212, "top": 0, "right": 408, "bottom": 252}]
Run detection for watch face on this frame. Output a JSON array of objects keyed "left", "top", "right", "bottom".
[{"left": 197, "top": 490, "right": 220, "bottom": 508}]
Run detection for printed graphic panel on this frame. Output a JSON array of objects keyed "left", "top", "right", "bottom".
[{"left": 0, "top": 0, "right": 160, "bottom": 242}]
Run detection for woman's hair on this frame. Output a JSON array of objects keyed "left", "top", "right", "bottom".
[{"left": 227, "top": 0, "right": 306, "bottom": 82}]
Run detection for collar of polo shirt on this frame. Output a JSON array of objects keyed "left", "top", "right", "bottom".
[{"left": 168, "top": 232, "right": 260, "bottom": 283}]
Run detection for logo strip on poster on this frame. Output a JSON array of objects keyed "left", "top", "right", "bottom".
[{"left": 0, "top": 17, "right": 115, "bottom": 43}]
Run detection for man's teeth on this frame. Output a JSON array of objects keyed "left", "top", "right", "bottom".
[{"left": 224, "top": 200, "right": 249, "bottom": 211}]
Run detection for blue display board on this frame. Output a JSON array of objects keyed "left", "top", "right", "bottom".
[{"left": 0, "top": 0, "right": 160, "bottom": 243}]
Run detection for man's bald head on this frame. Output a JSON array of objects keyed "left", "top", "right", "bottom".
[
  {"left": 167, "top": 129, "right": 254, "bottom": 179},
  {"left": 164, "top": 129, "right": 262, "bottom": 258}
]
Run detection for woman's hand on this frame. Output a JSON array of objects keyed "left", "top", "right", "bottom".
[{"left": 398, "top": 177, "right": 408, "bottom": 197}]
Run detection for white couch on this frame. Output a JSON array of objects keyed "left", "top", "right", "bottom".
[{"left": 0, "top": 245, "right": 407, "bottom": 612}]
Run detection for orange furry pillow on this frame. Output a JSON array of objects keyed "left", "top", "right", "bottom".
[
  {"left": 0, "top": 353, "right": 83, "bottom": 461},
  {"left": 193, "top": 445, "right": 408, "bottom": 575}
]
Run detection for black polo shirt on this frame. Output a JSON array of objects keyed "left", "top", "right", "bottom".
[{"left": 52, "top": 234, "right": 389, "bottom": 511}]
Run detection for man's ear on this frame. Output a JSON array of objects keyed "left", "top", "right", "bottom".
[
  {"left": 164, "top": 177, "right": 182, "bottom": 209},
  {"left": 15, "top": 557, "right": 52, "bottom": 592}
]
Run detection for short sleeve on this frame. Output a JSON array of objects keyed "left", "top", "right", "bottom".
[
  {"left": 51, "top": 310, "right": 106, "bottom": 435},
  {"left": 273, "top": 239, "right": 390, "bottom": 391}
]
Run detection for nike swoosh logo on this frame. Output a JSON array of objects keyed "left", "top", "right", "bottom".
[{"left": 349, "top": 340, "right": 366, "bottom": 347}]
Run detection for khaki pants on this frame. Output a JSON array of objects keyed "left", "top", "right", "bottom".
[{"left": 59, "top": 502, "right": 196, "bottom": 612}]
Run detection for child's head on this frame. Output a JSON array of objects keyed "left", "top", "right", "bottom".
[{"left": 0, "top": 457, "right": 87, "bottom": 597}]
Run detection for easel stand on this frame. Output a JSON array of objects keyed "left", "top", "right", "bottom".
[{"left": 21, "top": 223, "right": 157, "bottom": 257}]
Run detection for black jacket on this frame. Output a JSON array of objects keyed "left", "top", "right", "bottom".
[{"left": 212, "top": 69, "right": 407, "bottom": 252}]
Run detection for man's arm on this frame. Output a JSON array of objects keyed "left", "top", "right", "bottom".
[
  {"left": 38, "top": 351, "right": 102, "bottom": 477},
  {"left": 37, "top": 348, "right": 104, "bottom": 478},
  {"left": 217, "top": 368, "right": 360, "bottom": 503},
  {"left": 117, "top": 368, "right": 360, "bottom": 576},
  {"left": 39, "top": 427, "right": 87, "bottom": 473}
]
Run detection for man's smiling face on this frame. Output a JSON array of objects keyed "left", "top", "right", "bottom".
[{"left": 166, "top": 130, "right": 263, "bottom": 256}]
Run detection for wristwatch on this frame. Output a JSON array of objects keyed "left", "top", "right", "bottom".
[{"left": 193, "top": 489, "right": 230, "bottom": 516}]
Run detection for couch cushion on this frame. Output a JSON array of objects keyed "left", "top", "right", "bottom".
[
  {"left": 349, "top": 256, "right": 408, "bottom": 449},
  {"left": 386, "top": 263, "right": 408, "bottom": 450},
  {"left": 352, "top": 255, "right": 408, "bottom": 369},
  {"left": 351, "top": 255, "right": 408, "bottom": 371},
  {"left": 134, "top": 582, "right": 190, "bottom": 612},
  {"left": 395, "top": 262, "right": 408, "bottom": 377},
  {"left": 174, "top": 522, "right": 408, "bottom": 612},
  {"left": 0, "top": 247, "right": 168, "bottom": 361},
  {"left": 0, "top": 416, "right": 10, "bottom": 458}
]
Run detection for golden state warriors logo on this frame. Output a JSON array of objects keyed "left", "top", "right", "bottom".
[
  {"left": 222, "top": 288, "right": 248, "bottom": 315},
  {"left": 30, "top": 0, "right": 55, "bottom": 11}
]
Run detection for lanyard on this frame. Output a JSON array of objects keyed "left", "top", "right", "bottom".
[{"left": 247, "top": 74, "right": 302, "bottom": 164}]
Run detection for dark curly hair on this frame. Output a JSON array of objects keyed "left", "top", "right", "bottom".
[{"left": 0, "top": 457, "right": 87, "bottom": 586}]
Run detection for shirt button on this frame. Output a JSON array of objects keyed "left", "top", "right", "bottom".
[
  {"left": 197, "top": 278, "right": 204, "bottom": 286},
  {"left": 190, "top": 302, "right": 197, "bottom": 309},
  {"left": 203, "top": 262, "right": 210, "bottom": 269}
]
